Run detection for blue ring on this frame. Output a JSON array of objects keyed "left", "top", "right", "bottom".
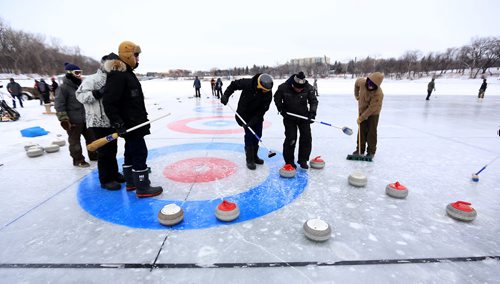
[
  {"left": 77, "top": 143, "right": 308, "bottom": 230},
  {"left": 194, "top": 106, "right": 232, "bottom": 114},
  {"left": 202, "top": 120, "right": 235, "bottom": 127}
]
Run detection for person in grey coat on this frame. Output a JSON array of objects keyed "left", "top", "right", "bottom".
[
  {"left": 76, "top": 54, "right": 126, "bottom": 189},
  {"left": 55, "top": 62, "right": 97, "bottom": 168}
]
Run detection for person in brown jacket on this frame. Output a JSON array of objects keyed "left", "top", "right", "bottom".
[{"left": 353, "top": 72, "right": 384, "bottom": 159}]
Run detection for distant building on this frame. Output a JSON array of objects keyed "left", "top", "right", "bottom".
[{"left": 290, "top": 56, "right": 330, "bottom": 66}]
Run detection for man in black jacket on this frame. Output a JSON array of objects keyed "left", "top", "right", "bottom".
[
  {"left": 274, "top": 71, "right": 318, "bottom": 169},
  {"left": 103, "top": 41, "right": 162, "bottom": 198},
  {"left": 6, "top": 78, "right": 23, "bottom": 108},
  {"left": 221, "top": 73, "right": 273, "bottom": 170}
]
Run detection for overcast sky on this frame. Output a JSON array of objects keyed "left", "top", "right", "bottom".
[{"left": 1, "top": 0, "right": 499, "bottom": 72}]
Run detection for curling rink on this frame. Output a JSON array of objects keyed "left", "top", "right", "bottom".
[{"left": 0, "top": 77, "right": 499, "bottom": 283}]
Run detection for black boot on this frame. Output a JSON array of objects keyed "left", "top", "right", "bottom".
[
  {"left": 254, "top": 145, "right": 264, "bottom": 165},
  {"left": 123, "top": 165, "right": 136, "bottom": 191},
  {"left": 245, "top": 146, "right": 256, "bottom": 170},
  {"left": 133, "top": 169, "right": 163, "bottom": 198},
  {"left": 101, "top": 181, "right": 121, "bottom": 190}
]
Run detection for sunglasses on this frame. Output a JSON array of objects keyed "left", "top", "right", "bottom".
[
  {"left": 71, "top": 70, "right": 82, "bottom": 76},
  {"left": 134, "top": 53, "right": 140, "bottom": 57}
]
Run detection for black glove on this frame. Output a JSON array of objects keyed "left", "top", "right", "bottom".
[
  {"left": 498, "top": 128, "right": 500, "bottom": 137},
  {"left": 92, "top": 86, "right": 105, "bottom": 100},
  {"left": 113, "top": 122, "right": 127, "bottom": 137},
  {"left": 279, "top": 107, "right": 287, "bottom": 117},
  {"left": 220, "top": 95, "right": 229, "bottom": 105},
  {"left": 60, "top": 120, "right": 72, "bottom": 131},
  {"left": 308, "top": 112, "right": 316, "bottom": 124}
]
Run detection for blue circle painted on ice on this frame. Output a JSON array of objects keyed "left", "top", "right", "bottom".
[
  {"left": 77, "top": 143, "right": 308, "bottom": 230},
  {"left": 194, "top": 105, "right": 231, "bottom": 114},
  {"left": 202, "top": 119, "right": 234, "bottom": 127}
]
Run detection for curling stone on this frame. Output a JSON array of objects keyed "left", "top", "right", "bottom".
[
  {"left": 158, "top": 203, "right": 184, "bottom": 226},
  {"left": 52, "top": 139, "right": 66, "bottom": 146},
  {"left": 471, "top": 174, "right": 479, "bottom": 182},
  {"left": 26, "top": 146, "right": 44, "bottom": 158},
  {"left": 303, "top": 218, "right": 331, "bottom": 242},
  {"left": 215, "top": 200, "right": 240, "bottom": 222},
  {"left": 44, "top": 144, "right": 60, "bottom": 153},
  {"left": 348, "top": 171, "right": 367, "bottom": 187},
  {"left": 24, "top": 142, "right": 40, "bottom": 151},
  {"left": 446, "top": 201, "right": 477, "bottom": 222},
  {"left": 385, "top": 181, "right": 408, "bottom": 199},
  {"left": 279, "top": 164, "right": 296, "bottom": 178},
  {"left": 309, "top": 156, "right": 325, "bottom": 169}
]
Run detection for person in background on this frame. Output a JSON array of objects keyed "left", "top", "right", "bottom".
[
  {"left": 425, "top": 78, "right": 436, "bottom": 100},
  {"left": 274, "top": 71, "right": 318, "bottom": 169},
  {"left": 313, "top": 78, "right": 319, "bottom": 96},
  {"left": 478, "top": 78, "right": 487, "bottom": 101},
  {"left": 37, "top": 79, "right": 52, "bottom": 113},
  {"left": 210, "top": 78, "right": 216, "bottom": 96},
  {"left": 6, "top": 78, "right": 23, "bottom": 108},
  {"left": 215, "top": 78, "right": 223, "bottom": 98},
  {"left": 55, "top": 62, "right": 98, "bottom": 168},
  {"left": 103, "top": 40, "right": 163, "bottom": 198},
  {"left": 353, "top": 72, "right": 385, "bottom": 160},
  {"left": 193, "top": 76, "right": 201, "bottom": 97},
  {"left": 50, "top": 77, "right": 59, "bottom": 100},
  {"left": 76, "top": 53, "right": 126, "bottom": 190},
  {"left": 220, "top": 73, "right": 273, "bottom": 170}
]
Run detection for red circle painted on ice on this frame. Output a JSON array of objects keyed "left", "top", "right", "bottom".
[
  {"left": 167, "top": 116, "right": 271, "bottom": 135},
  {"left": 163, "top": 157, "right": 238, "bottom": 183}
]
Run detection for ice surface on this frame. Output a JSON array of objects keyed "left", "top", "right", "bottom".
[{"left": 0, "top": 77, "right": 499, "bottom": 282}]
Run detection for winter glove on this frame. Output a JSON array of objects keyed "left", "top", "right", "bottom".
[
  {"left": 113, "top": 122, "right": 128, "bottom": 138},
  {"left": 60, "top": 120, "right": 72, "bottom": 131},
  {"left": 279, "top": 107, "right": 287, "bottom": 117},
  {"left": 308, "top": 112, "right": 316, "bottom": 123},
  {"left": 220, "top": 95, "right": 229, "bottom": 106},
  {"left": 92, "top": 86, "right": 106, "bottom": 100}
]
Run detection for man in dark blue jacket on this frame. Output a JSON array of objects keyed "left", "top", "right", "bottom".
[
  {"left": 221, "top": 74, "right": 273, "bottom": 170},
  {"left": 274, "top": 71, "right": 318, "bottom": 169},
  {"left": 103, "top": 41, "right": 162, "bottom": 198}
]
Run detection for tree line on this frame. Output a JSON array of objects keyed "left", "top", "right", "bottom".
[
  {"left": 195, "top": 36, "right": 499, "bottom": 80},
  {"left": 0, "top": 19, "right": 99, "bottom": 76},
  {"left": 1, "top": 18, "right": 498, "bottom": 80}
]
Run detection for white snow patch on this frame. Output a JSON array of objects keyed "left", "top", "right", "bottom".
[
  {"left": 368, "top": 233, "right": 378, "bottom": 242},
  {"left": 349, "top": 222, "right": 364, "bottom": 230}
]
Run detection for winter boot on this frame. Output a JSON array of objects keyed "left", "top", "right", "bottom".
[
  {"left": 254, "top": 145, "right": 264, "bottom": 165},
  {"left": 133, "top": 168, "right": 163, "bottom": 198},
  {"left": 245, "top": 146, "right": 256, "bottom": 170},
  {"left": 101, "top": 181, "right": 121, "bottom": 190},
  {"left": 122, "top": 165, "right": 136, "bottom": 191},
  {"left": 115, "top": 172, "right": 126, "bottom": 183},
  {"left": 43, "top": 104, "right": 53, "bottom": 114}
]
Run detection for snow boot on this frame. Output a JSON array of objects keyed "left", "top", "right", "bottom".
[
  {"left": 101, "top": 180, "right": 121, "bottom": 190},
  {"left": 123, "top": 165, "right": 136, "bottom": 191},
  {"left": 245, "top": 146, "right": 256, "bottom": 170},
  {"left": 254, "top": 145, "right": 264, "bottom": 165},
  {"left": 133, "top": 168, "right": 163, "bottom": 198},
  {"left": 115, "top": 172, "right": 126, "bottom": 183}
]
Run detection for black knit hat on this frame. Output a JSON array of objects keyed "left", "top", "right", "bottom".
[{"left": 292, "top": 71, "right": 306, "bottom": 88}]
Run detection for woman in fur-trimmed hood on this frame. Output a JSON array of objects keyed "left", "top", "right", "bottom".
[
  {"left": 75, "top": 53, "right": 125, "bottom": 190},
  {"left": 353, "top": 72, "right": 384, "bottom": 159},
  {"left": 102, "top": 41, "right": 163, "bottom": 198}
]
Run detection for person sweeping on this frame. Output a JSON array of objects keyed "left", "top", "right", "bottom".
[{"left": 350, "top": 72, "right": 384, "bottom": 161}]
